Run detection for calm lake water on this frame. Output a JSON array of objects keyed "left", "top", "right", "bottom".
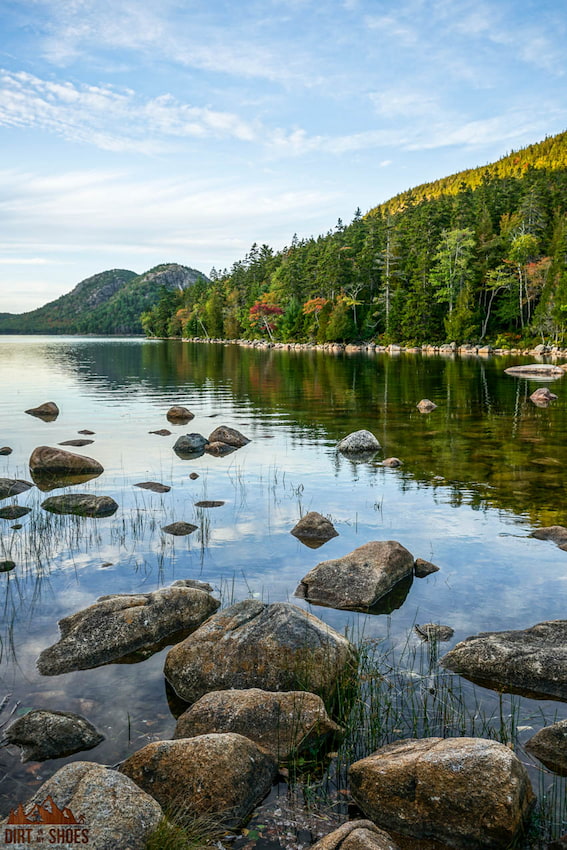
[{"left": 0, "top": 336, "right": 566, "bottom": 842}]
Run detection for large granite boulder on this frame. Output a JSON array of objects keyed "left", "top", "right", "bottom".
[
  {"left": 37, "top": 582, "right": 220, "bottom": 675},
  {"left": 0, "top": 478, "right": 33, "bottom": 501},
  {"left": 208, "top": 425, "right": 250, "bottom": 447},
  {"left": 25, "top": 401, "right": 59, "bottom": 421},
  {"left": 41, "top": 494, "right": 118, "bottom": 518},
  {"left": 295, "top": 541, "right": 414, "bottom": 612},
  {"left": 349, "top": 737, "right": 534, "bottom": 850},
  {"left": 120, "top": 733, "right": 276, "bottom": 828},
  {"left": 164, "top": 600, "right": 357, "bottom": 707},
  {"left": 336, "top": 430, "right": 381, "bottom": 454},
  {"left": 0, "top": 761, "right": 162, "bottom": 849},
  {"left": 311, "top": 820, "right": 400, "bottom": 850},
  {"left": 29, "top": 446, "right": 103, "bottom": 475},
  {"left": 525, "top": 719, "right": 567, "bottom": 774},
  {"left": 440, "top": 620, "right": 567, "bottom": 700},
  {"left": 173, "top": 688, "right": 340, "bottom": 761},
  {"left": 505, "top": 364, "right": 564, "bottom": 377},
  {"left": 5, "top": 709, "right": 104, "bottom": 762},
  {"left": 290, "top": 512, "right": 339, "bottom": 547}
]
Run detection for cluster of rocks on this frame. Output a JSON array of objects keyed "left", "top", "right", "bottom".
[
  {"left": 173, "top": 424, "right": 250, "bottom": 458},
  {"left": 180, "top": 336, "right": 567, "bottom": 360}
]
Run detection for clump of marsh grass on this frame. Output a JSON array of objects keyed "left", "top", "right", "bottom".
[{"left": 144, "top": 808, "right": 231, "bottom": 850}]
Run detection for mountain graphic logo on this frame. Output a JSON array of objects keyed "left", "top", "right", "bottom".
[{"left": 7, "top": 795, "right": 85, "bottom": 825}]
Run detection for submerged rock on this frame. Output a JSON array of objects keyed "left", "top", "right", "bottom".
[
  {"left": 5, "top": 709, "right": 104, "bottom": 762},
  {"left": 120, "top": 733, "right": 276, "bottom": 829},
  {"left": 194, "top": 500, "right": 225, "bottom": 508},
  {"left": 208, "top": 426, "right": 251, "bottom": 447},
  {"left": 0, "top": 447, "right": 12, "bottom": 455},
  {"left": 0, "top": 478, "right": 33, "bottom": 500},
  {"left": 0, "top": 761, "right": 162, "bottom": 849},
  {"left": 416, "top": 399, "right": 437, "bottom": 413},
  {"left": 161, "top": 521, "right": 198, "bottom": 536},
  {"left": 290, "top": 512, "right": 339, "bottom": 546},
  {"left": 440, "top": 620, "right": 567, "bottom": 700},
  {"left": 173, "top": 688, "right": 340, "bottom": 762},
  {"left": 134, "top": 481, "right": 171, "bottom": 493},
  {"left": 0, "top": 505, "right": 31, "bottom": 520},
  {"left": 0, "top": 561, "right": 16, "bottom": 572},
  {"left": 381, "top": 457, "right": 403, "bottom": 468},
  {"left": 29, "top": 446, "right": 103, "bottom": 476},
  {"left": 41, "top": 494, "right": 118, "bottom": 518},
  {"left": 205, "top": 440, "right": 236, "bottom": 456},
  {"left": 349, "top": 737, "right": 534, "bottom": 850},
  {"left": 37, "top": 583, "right": 220, "bottom": 675},
  {"left": 78, "top": 429, "right": 95, "bottom": 435},
  {"left": 336, "top": 430, "right": 381, "bottom": 454},
  {"left": 25, "top": 401, "right": 59, "bottom": 421},
  {"left": 149, "top": 428, "right": 172, "bottom": 436},
  {"left": 295, "top": 541, "right": 414, "bottom": 612},
  {"left": 164, "top": 599, "right": 357, "bottom": 707},
  {"left": 166, "top": 405, "right": 194, "bottom": 423},
  {"left": 311, "top": 820, "right": 400, "bottom": 850},
  {"left": 525, "top": 720, "right": 567, "bottom": 774}
]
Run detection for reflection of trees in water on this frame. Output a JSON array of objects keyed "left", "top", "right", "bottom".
[{"left": 32, "top": 339, "right": 567, "bottom": 524}]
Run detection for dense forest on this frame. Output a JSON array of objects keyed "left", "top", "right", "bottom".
[{"left": 142, "top": 130, "right": 567, "bottom": 347}]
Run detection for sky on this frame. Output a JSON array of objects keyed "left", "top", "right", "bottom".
[{"left": 0, "top": 0, "right": 566, "bottom": 314}]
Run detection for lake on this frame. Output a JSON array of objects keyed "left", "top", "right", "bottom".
[{"left": 0, "top": 336, "right": 566, "bottom": 845}]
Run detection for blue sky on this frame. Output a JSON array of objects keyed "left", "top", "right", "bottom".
[{"left": 1, "top": 0, "right": 566, "bottom": 313}]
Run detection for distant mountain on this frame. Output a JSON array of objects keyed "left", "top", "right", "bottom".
[{"left": 0, "top": 263, "right": 208, "bottom": 335}]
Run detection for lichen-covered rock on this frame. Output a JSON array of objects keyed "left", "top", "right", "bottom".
[
  {"left": 173, "top": 688, "right": 340, "bottom": 761},
  {"left": 166, "top": 405, "right": 194, "bottom": 423},
  {"left": 336, "top": 430, "right": 381, "bottom": 454},
  {"left": 440, "top": 620, "right": 567, "bottom": 700},
  {"left": 5, "top": 710, "right": 104, "bottom": 762},
  {"left": 311, "top": 820, "right": 400, "bottom": 850},
  {"left": 0, "top": 761, "right": 162, "bottom": 850},
  {"left": 349, "top": 737, "right": 534, "bottom": 850},
  {"left": 208, "top": 426, "right": 250, "bottom": 447},
  {"left": 37, "top": 583, "right": 220, "bottom": 675},
  {"left": 295, "top": 541, "right": 414, "bottom": 612},
  {"left": 25, "top": 401, "right": 59, "bottom": 421},
  {"left": 417, "top": 399, "right": 437, "bottom": 413},
  {"left": 0, "top": 478, "right": 33, "bottom": 500},
  {"left": 525, "top": 720, "right": 567, "bottom": 774},
  {"left": 120, "top": 733, "right": 276, "bottom": 828},
  {"left": 290, "top": 512, "right": 339, "bottom": 544},
  {"left": 41, "top": 494, "right": 118, "bottom": 518},
  {"left": 29, "top": 446, "right": 103, "bottom": 475},
  {"left": 164, "top": 600, "right": 357, "bottom": 707}
]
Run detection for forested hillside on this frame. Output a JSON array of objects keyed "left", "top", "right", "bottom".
[
  {"left": 142, "top": 130, "right": 567, "bottom": 346},
  {"left": 0, "top": 264, "right": 207, "bottom": 335}
]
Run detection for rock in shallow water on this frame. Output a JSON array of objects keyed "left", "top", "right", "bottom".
[
  {"left": 5, "top": 709, "right": 104, "bottom": 762},
  {"left": 349, "top": 737, "right": 534, "bottom": 850},
  {"left": 311, "top": 820, "right": 400, "bottom": 850},
  {"left": 440, "top": 619, "right": 567, "bottom": 700},
  {"left": 0, "top": 478, "right": 33, "bottom": 500},
  {"left": 0, "top": 505, "right": 31, "bottom": 520},
  {"left": 295, "top": 540, "right": 414, "bottom": 612},
  {"left": 0, "top": 761, "right": 162, "bottom": 850},
  {"left": 41, "top": 494, "right": 118, "bottom": 518},
  {"left": 208, "top": 425, "right": 250, "bottom": 447},
  {"left": 290, "top": 511, "right": 339, "bottom": 545},
  {"left": 29, "top": 446, "right": 103, "bottom": 476},
  {"left": 336, "top": 430, "right": 381, "bottom": 454},
  {"left": 161, "top": 521, "right": 198, "bottom": 536},
  {"left": 525, "top": 719, "right": 567, "bottom": 774},
  {"left": 164, "top": 599, "right": 357, "bottom": 708},
  {"left": 173, "top": 688, "right": 341, "bottom": 761},
  {"left": 120, "top": 733, "right": 276, "bottom": 829},
  {"left": 25, "top": 401, "right": 59, "bottom": 421},
  {"left": 37, "top": 583, "right": 220, "bottom": 675}
]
